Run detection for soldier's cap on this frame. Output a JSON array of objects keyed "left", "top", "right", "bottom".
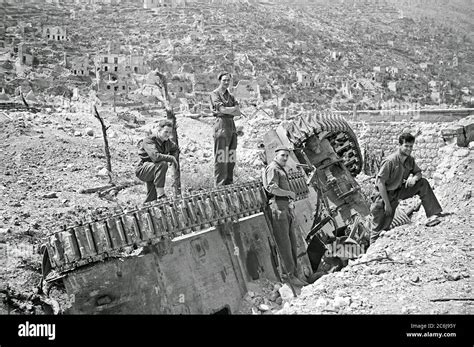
[
  {"left": 275, "top": 146, "right": 291, "bottom": 153},
  {"left": 218, "top": 72, "right": 232, "bottom": 81}
]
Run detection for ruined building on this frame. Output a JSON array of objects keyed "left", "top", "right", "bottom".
[
  {"left": 95, "top": 48, "right": 146, "bottom": 75},
  {"left": 143, "top": 0, "right": 185, "bottom": 8},
  {"left": 96, "top": 53, "right": 122, "bottom": 74},
  {"left": 18, "top": 43, "right": 37, "bottom": 66},
  {"left": 74, "top": 0, "right": 123, "bottom": 4},
  {"left": 296, "top": 71, "right": 314, "bottom": 88},
  {"left": 233, "top": 79, "right": 261, "bottom": 102},
  {"left": 71, "top": 56, "right": 89, "bottom": 76},
  {"left": 128, "top": 48, "right": 146, "bottom": 74},
  {"left": 143, "top": 0, "right": 244, "bottom": 8},
  {"left": 42, "top": 26, "right": 68, "bottom": 41}
]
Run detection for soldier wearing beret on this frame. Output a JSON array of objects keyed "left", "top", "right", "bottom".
[{"left": 264, "top": 146, "right": 308, "bottom": 287}]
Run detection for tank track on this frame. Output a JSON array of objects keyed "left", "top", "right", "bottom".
[
  {"left": 43, "top": 172, "right": 309, "bottom": 274},
  {"left": 281, "top": 113, "right": 363, "bottom": 176}
]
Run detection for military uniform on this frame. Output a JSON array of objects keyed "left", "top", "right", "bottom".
[
  {"left": 210, "top": 88, "right": 238, "bottom": 186},
  {"left": 264, "top": 160, "right": 299, "bottom": 277},
  {"left": 135, "top": 135, "right": 179, "bottom": 203},
  {"left": 370, "top": 149, "right": 442, "bottom": 243}
]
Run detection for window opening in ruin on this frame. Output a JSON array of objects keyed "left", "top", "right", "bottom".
[
  {"left": 114, "top": 67, "right": 118, "bottom": 72},
  {"left": 104, "top": 57, "right": 108, "bottom": 63},
  {"left": 114, "top": 86, "right": 118, "bottom": 91},
  {"left": 122, "top": 86, "right": 125, "bottom": 90},
  {"left": 74, "top": 70, "right": 77, "bottom": 74},
  {"left": 114, "top": 57, "right": 118, "bottom": 64},
  {"left": 107, "top": 85, "right": 111, "bottom": 90},
  {"left": 134, "top": 67, "right": 138, "bottom": 73},
  {"left": 104, "top": 66, "right": 108, "bottom": 71}
]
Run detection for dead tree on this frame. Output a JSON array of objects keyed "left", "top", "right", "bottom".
[
  {"left": 153, "top": 71, "right": 181, "bottom": 196},
  {"left": 93, "top": 106, "right": 113, "bottom": 183}
]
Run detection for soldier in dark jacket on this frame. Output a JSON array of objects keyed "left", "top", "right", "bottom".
[{"left": 136, "top": 120, "right": 179, "bottom": 203}]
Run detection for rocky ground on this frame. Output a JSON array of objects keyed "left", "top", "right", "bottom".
[{"left": 0, "top": 106, "right": 472, "bottom": 315}]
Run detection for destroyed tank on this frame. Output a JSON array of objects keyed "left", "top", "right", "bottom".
[{"left": 40, "top": 113, "right": 371, "bottom": 314}]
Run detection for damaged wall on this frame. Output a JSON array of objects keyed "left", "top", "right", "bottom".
[
  {"left": 351, "top": 115, "right": 474, "bottom": 179},
  {"left": 352, "top": 122, "right": 444, "bottom": 178}
]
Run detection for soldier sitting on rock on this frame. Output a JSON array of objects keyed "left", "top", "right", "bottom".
[
  {"left": 369, "top": 132, "right": 444, "bottom": 244},
  {"left": 136, "top": 119, "right": 179, "bottom": 203}
]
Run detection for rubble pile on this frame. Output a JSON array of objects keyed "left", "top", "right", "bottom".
[
  {"left": 431, "top": 143, "right": 473, "bottom": 211},
  {"left": 237, "top": 280, "right": 285, "bottom": 315}
]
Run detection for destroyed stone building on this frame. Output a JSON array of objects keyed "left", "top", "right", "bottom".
[
  {"left": 296, "top": 71, "right": 313, "bottom": 88},
  {"left": 233, "top": 79, "right": 260, "bottom": 103},
  {"left": 70, "top": 56, "right": 89, "bottom": 76},
  {"left": 168, "top": 74, "right": 193, "bottom": 98},
  {"left": 18, "top": 43, "right": 37, "bottom": 66},
  {"left": 129, "top": 53, "right": 146, "bottom": 74},
  {"left": 42, "top": 26, "right": 68, "bottom": 41},
  {"left": 96, "top": 53, "right": 123, "bottom": 73}
]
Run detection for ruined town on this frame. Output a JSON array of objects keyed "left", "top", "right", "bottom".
[{"left": 0, "top": 0, "right": 472, "bottom": 320}]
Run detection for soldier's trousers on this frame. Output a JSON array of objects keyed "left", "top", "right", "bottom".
[
  {"left": 214, "top": 128, "right": 237, "bottom": 186},
  {"left": 269, "top": 200, "right": 299, "bottom": 276},
  {"left": 370, "top": 178, "right": 442, "bottom": 243},
  {"left": 135, "top": 161, "right": 168, "bottom": 203}
]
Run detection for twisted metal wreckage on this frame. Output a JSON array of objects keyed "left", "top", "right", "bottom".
[{"left": 40, "top": 113, "right": 383, "bottom": 314}]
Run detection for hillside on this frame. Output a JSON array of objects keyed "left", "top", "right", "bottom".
[{"left": 1, "top": 0, "right": 473, "bottom": 113}]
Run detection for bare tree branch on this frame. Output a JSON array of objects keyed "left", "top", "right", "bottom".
[{"left": 93, "top": 106, "right": 113, "bottom": 183}]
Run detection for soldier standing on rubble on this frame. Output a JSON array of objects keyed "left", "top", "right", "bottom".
[
  {"left": 135, "top": 119, "right": 179, "bottom": 203},
  {"left": 264, "top": 146, "right": 308, "bottom": 287},
  {"left": 210, "top": 72, "right": 241, "bottom": 186},
  {"left": 369, "top": 132, "right": 444, "bottom": 244}
]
